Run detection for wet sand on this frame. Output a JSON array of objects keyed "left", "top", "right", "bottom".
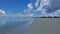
[{"left": 26, "top": 18, "right": 60, "bottom": 34}]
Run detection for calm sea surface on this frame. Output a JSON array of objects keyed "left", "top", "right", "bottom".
[{"left": 0, "top": 17, "right": 33, "bottom": 34}]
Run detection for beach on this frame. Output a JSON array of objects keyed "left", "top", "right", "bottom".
[
  {"left": 25, "top": 18, "right": 60, "bottom": 34},
  {"left": 1, "top": 18, "right": 60, "bottom": 34}
]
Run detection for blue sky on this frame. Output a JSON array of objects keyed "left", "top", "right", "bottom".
[
  {"left": 0, "top": 0, "right": 60, "bottom": 17},
  {"left": 0, "top": 0, "right": 36, "bottom": 14}
]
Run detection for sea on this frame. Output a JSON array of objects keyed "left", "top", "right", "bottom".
[{"left": 0, "top": 17, "right": 33, "bottom": 34}]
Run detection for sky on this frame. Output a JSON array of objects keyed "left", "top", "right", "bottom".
[
  {"left": 0, "top": 0, "right": 60, "bottom": 17},
  {"left": 0, "top": 0, "right": 34, "bottom": 14}
]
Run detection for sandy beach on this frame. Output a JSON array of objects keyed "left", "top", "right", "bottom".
[
  {"left": 2, "top": 18, "right": 60, "bottom": 34},
  {"left": 26, "top": 18, "right": 60, "bottom": 34}
]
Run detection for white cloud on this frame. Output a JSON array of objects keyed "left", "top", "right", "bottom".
[
  {"left": 24, "top": 3, "right": 33, "bottom": 13},
  {"left": 24, "top": 9, "right": 31, "bottom": 13},
  {"left": 37, "top": 0, "right": 49, "bottom": 11},
  {"left": 25, "top": 14, "right": 34, "bottom": 17},
  {"left": 0, "top": 9, "right": 34, "bottom": 17},
  {"left": 0, "top": 0, "right": 59, "bottom": 17},
  {"left": 53, "top": 10, "right": 60, "bottom": 16},
  {"left": 35, "top": 0, "right": 40, "bottom": 7},
  {"left": 42, "top": 10, "right": 60, "bottom": 17},
  {"left": 24, "top": 0, "right": 60, "bottom": 17},
  {"left": 28, "top": 3, "right": 33, "bottom": 9},
  {"left": 0, "top": 10, "right": 6, "bottom": 15},
  {"left": 24, "top": 0, "right": 49, "bottom": 12}
]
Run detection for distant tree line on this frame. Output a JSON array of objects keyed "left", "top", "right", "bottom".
[{"left": 36, "top": 16, "right": 60, "bottom": 18}]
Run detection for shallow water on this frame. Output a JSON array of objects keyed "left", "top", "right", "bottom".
[{"left": 0, "top": 17, "right": 33, "bottom": 34}]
